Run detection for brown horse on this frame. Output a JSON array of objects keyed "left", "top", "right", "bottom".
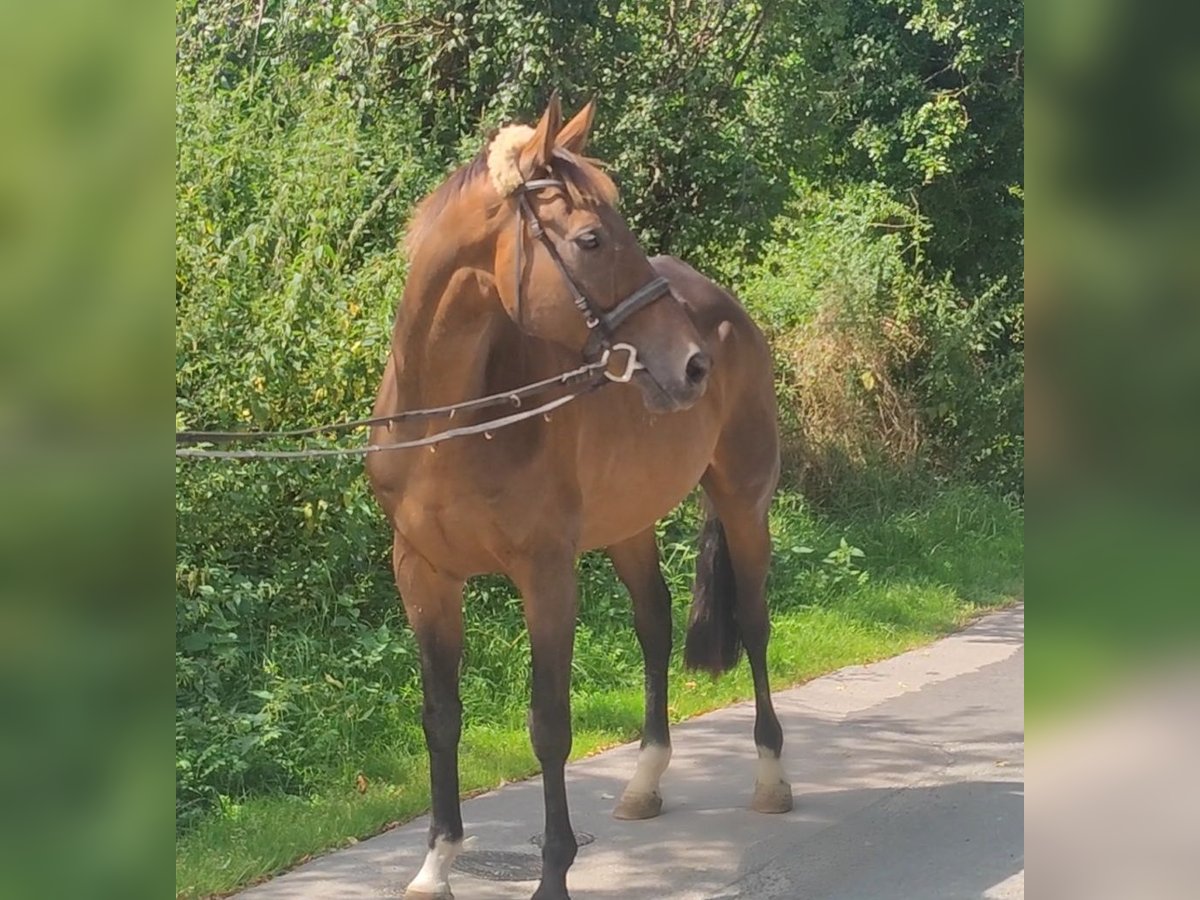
[{"left": 366, "top": 96, "right": 791, "bottom": 900}]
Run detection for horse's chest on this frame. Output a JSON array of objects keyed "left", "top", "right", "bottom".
[
  {"left": 575, "top": 414, "right": 716, "bottom": 548},
  {"left": 380, "top": 440, "right": 563, "bottom": 572}
]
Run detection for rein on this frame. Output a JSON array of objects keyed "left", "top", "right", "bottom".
[
  {"left": 176, "top": 178, "right": 668, "bottom": 462},
  {"left": 175, "top": 346, "right": 638, "bottom": 460}
]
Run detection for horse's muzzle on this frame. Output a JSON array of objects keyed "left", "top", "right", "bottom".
[{"left": 634, "top": 352, "right": 710, "bottom": 413}]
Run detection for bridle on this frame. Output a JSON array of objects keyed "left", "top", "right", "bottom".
[{"left": 513, "top": 177, "right": 671, "bottom": 375}]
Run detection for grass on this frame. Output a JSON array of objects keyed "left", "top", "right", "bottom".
[{"left": 176, "top": 480, "right": 1022, "bottom": 898}]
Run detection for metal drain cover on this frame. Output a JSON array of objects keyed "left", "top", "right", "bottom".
[
  {"left": 452, "top": 833, "right": 596, "bottom": 882},
  {"left": 453, "top": 850, "right": 542, "bottom": 882},
  {"left": 530, "top": 831, "right": 595, "bottom": 849}
]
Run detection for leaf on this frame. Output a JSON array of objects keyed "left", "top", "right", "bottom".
[{"left": 181, "top": 632, "right": 211, "bottom": 652}]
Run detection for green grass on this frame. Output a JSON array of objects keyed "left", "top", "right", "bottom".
[{"left": 176, "top": 481, "right": 1022, "bottom": 898}]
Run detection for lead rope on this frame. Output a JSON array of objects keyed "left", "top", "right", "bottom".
[
  {"left": 175, "top": 357, "right": 608, "bottom": 446},
  {"left": 175, "top": 389, "right": 589, "bottom": 460},
  {"left": 175, "top": 346, "right": 641, "bottom": 461}
]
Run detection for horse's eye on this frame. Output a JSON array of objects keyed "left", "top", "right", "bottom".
[{"left": 574, "top": 231, "right": 601, "bottom": 250}]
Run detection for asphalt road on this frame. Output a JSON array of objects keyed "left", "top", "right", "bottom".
[{"left": 241, "top": 605, "right": 1024, "bottom": 900}]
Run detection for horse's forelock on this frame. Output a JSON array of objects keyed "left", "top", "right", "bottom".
[{"left": 552, "top": 150, "right": 619, "bottom": 209}]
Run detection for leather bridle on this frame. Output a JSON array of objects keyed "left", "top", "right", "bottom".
[{"left": 512, "top": 178, "right": 671, "bottom": 372}]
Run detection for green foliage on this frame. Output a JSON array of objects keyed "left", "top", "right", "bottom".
[
  {"left": 782, "top": 0, "right": 1025, "bottom": 286},
  {"left": 911, "top": 273, "right": 1024, "bottom": 496},
  {"left": 742, "top": 181, "right": 1022, "bottom": 496},
  {"left": 742, "top": 180, "right": 924, "bottom": 332},
  {"left": 175, "top": 0, "right": 1023, "bottom": 841}
]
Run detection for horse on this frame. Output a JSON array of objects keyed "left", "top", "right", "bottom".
[{"left": 366, "top": 95, "right": 791, "bottom": 900}]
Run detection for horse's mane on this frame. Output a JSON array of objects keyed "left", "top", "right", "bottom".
[{"left": 404, "top": 124, "right": 619, "bottom": 260}]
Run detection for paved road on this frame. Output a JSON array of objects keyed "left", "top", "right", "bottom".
[{"left": 242, "top": 606, "right": 1024, "bottom": 900}]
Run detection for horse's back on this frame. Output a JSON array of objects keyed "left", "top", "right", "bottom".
[
  {"left": 651, "top": 254, "right": 780, "bottom": 502},
  {"left": 651, "top": 254, "right": 773, "bottom": 391}
]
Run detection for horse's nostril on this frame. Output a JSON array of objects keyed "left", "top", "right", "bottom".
[{"left": 685, "top": 351, "right": 712, "bottom": 386}]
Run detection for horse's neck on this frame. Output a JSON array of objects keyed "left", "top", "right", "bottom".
[{"left": 390, "top": 263, "right": 513, "bottom": 409}]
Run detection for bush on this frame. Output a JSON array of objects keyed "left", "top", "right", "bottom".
[
  {"left": 174, "top": 52, "right": 431, "bottom": 825},
  {"left": 742, "top": 181, "right": 1023, "bottom": 498}
]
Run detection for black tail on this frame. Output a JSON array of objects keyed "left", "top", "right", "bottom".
[{"left": 684, "top": 514, "right": 742, "bottom": 676}]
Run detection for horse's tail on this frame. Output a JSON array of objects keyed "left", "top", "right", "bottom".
[{"left": 684, "top": 510, "right": 742, "bottom": 676}]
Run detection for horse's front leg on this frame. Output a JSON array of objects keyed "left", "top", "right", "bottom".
[
  {"left": 511, "top": 549, "right": 580, "bottom": 900},
  {"left": 394, "top": 540, "right": 467, "bottom": 900}
]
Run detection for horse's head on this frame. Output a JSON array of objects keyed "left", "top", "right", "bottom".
[{"left": 489, "top": 96, "right": 711, "bottom": 413}]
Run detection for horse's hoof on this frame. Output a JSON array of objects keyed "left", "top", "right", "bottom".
[
  {"left": 751, "top": 780, "right": 794, "bottom": 814},
  {"left": 403, "top": 889, "right": 453, "bottom": 900},
  {"left": 613, "top": 790, "right": 663, "bottom": 820}
]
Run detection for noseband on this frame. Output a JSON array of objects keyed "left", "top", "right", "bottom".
[{"left": 512, "top": 178, "right": 671, "bottom": 364}]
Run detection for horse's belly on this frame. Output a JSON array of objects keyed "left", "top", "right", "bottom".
[
  {"left": 576, "top": 406, "right": 717, "bottom": 550},
  {"left": 373, "top": 388, "right": 723, "bottom": 569}
]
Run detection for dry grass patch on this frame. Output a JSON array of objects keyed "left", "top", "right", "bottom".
[{"left": 772, "top": 300, "right": 925, "bottom": 495}]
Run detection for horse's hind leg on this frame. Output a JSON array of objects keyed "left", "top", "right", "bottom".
[
  {"left": 700, "top": 471, "right": 794, "bottom": 814},
  {"left": 393, "top": 540, "right": 467, "bottom": 900},
  {"left": 608, "top": 528, "right": 673, "bottom": 820}
]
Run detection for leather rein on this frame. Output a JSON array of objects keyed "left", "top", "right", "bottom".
[{"left": 175, "top": 179, "right": 671, "bottom": 460}]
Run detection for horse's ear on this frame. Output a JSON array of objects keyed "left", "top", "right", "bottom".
[
  {"left": 557, "top": 99, "right": 596, "bottom": 155},
  {"left": 521, "top": 91, "right": 562, "bottom": 175}
]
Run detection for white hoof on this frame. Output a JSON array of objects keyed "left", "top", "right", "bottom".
[
  {"left": 751, "top": 779, "right": 794, "bottom": 814},
  {"left": 613, "top": 790, "right": 663, "bottom": 820},
  {"left": 404, "top": 836, "right": 462, "bottom": 900}
]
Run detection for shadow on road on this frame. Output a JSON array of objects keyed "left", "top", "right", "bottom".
[{"left": 268, "top": 776, "right": 1022, "bottom": 900}]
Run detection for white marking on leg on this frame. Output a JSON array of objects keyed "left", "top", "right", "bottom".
[
  {"left": 626, "top": 743, "right": 672, "bottom": 795},
  {"left": 406, "top": 836, "right": 463, "bottom": 896},
  {"left": 756, "top": 745, "right": 787, "bottom": 787}
]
